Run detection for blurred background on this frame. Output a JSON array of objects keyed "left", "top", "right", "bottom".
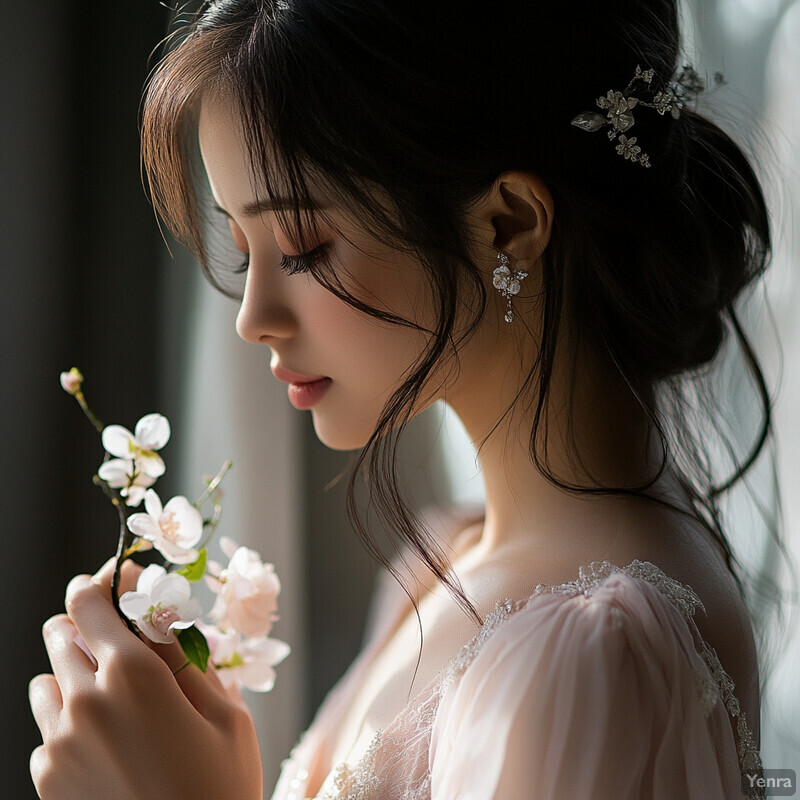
[{"left": 1, "top": 0, "right": 798, "bottom": 797}]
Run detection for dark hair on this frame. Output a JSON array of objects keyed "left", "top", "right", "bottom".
[{"left": 141, "top": 0, "right": 778, "bottom": 632}]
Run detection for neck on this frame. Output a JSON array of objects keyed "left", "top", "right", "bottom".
[{"left": 446, "top": 333, "right": 672, "bottom": 556}]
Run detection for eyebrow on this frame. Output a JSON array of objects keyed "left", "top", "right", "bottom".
[{"left": 214, "top": 198, "right": 321, "bottom": 219}]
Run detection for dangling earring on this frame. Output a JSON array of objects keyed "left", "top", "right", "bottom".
[{"left": 492, "top": 252, "right": 528, "bottom": 323}]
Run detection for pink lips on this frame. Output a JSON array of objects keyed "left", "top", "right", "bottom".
[
  {"left": 272, "top": 365, "right": 329, "bottom": 384},
  {"left": 271, "top": 365, "right": 332, "bottom": 410}
]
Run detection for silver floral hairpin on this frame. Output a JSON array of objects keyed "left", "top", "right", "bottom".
[{"left": 571, "top": 64, "right": 709, "bottom": 168}]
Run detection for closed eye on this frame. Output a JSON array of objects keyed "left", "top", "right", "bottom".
[
  {"left": 277, "top": 244, "right": 329, "bottom": 275},
  {"left": 235, "top": 244, "right": 329, "bottom": 276}
]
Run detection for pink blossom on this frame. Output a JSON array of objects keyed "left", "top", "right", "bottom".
[{"left": 209, "top": 537, "right": 281, "bottom": 638}]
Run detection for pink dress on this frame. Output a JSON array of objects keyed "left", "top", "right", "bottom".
[{"left": 271, "top": 537, "right": 764, "bottom": 799}]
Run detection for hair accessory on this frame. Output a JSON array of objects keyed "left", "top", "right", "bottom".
[
  {"left": 492, "top": 252, "right": 528, "bottom": 323},
  {"left": 571, "top": 64, "right": 709, "bottom": 168}
]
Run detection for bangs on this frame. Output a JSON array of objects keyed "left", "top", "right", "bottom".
[
  {"left": 141, "top": 15, "right": 326, "bottom": 296},
  {"left": 141, "top": 26, "right": 235, "bottom": 273},
  {"left": 141, "top": 3, "right": 478, "bottom": 300}
]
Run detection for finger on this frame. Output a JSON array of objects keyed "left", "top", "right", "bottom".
[
  {"left": 65, "top": 574, "right": 138, "bottom": 659},
  {"left": 222, "top": 680, "right": 251, "bottom": 711},
  {"left": 148, "top": 637, "right": 191, "bottom": 673},
  {"left": 119, "top": 559, "right": 143, "bottom": 594},
  {"left": 147, "top": 637, "right": 226, "bottom": 696},
  {"left": 150, "top": 639, "right": 232, "bottom": 715},
  {"left": 174, "top": 664, "right": 236, "bottom": 720},
  {"left": 73, "top": 633, "right": 99, "bottom": 669},
  {"left": 92, "top": 557, "right": 143, "bottom": 597},
  {"left": 42, "top": 614, "right": 96, "bottom": 692},
  {"left": 29, "top": 674, "right": 62, "bottom": 737},
  {"left": 30, "top": 744, "right": 48, "bottom": 792}
]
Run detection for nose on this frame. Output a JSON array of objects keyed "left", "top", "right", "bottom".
[{"left": 235, "top": 260, "right": 297, "bottom": 344}]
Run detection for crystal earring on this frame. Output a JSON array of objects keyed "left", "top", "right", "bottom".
[{"left": 492, "top": 252, "right": 528, "bottom": 323}]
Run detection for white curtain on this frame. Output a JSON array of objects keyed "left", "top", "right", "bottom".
[
  {"left": 757, "top": 0, "right": 800, "bottom": 774},
  {"left": 685, "top": 0, "right": 800, "bottom": 774}
]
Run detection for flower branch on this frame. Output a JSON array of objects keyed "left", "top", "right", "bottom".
[{"left": 60, "top": 369, "right": 290, "bottom": 689}]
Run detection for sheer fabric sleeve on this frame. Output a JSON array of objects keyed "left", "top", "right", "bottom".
[{"left": 428, "top": 569, "right": 761, "bottom": 800}]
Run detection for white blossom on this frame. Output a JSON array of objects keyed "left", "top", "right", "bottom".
[
  {"left": 126, "top": 489, "right": 203, "bottom": 564},
  {"left": 97, "top": 458, "right": 156, "bottom": 507},
  {"left": 119, "top": 564, "right": 201, "bottom": 644},
  {"left": 101, "top": 413, "right": 171, "bottom": 479}
]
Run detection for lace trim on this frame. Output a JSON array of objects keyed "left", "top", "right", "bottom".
[
  {"left": 297, "top": 559, "right": 765, "bottom": 800},
  {"left": 327, "top": 733, "right": 384, "bottom": 800}
]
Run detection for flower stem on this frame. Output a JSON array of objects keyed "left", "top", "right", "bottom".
[
  {"left": 194, "top": 460, "right": 233, "bottom": 508},
  {"left": 198, "top": 500, "right": 224, "bottom": 551},
  {"left": 112, "top": 517, "right": 139, "bottom": 636},
  {"left": 93, "top": 475, "right": 138, "bottom": 635},
  {"left": 122, "top": 540, "right": 147, "bottom": 559},
  {"left": 73, "top": 390, "right": 104, "bottom": 434}
]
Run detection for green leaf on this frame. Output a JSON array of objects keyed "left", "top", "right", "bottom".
[
  {"left": 176, "top": 625, "right": 210, "bottom": 673},
  {"left": 177, "top": 548, "right": 208, "bottom": 582}
]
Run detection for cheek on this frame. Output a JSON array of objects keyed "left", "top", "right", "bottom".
[
  {"left": 301, "top": 290, "right": 366, "bottom": 349},
  {"left": 297, "top": 242, "right": 435, "bottom": 386},
  {"left": 297, "top": 270, "right": 441, "bottom": 451},
  {"left": 301, "top": 286, "right": 397, "bottom": 381},
  {"left": 340, "top": 241, "right": 436, "bottom": 328}
]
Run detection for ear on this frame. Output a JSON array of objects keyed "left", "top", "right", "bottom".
[{"left": 482, "top": 172, "right": 553, "bottom": 266}]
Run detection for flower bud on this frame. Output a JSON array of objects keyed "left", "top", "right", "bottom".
[{"left": 60, "top": 367, "right": 84, "bottom": 396}]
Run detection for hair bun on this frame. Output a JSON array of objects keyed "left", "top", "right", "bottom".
[{"left": 574, "top": 105, "right": 771, "bottom": 381}]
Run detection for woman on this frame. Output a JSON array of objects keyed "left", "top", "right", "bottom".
[{"left": 29, "top": 1, "right": 776, "bottom": 797}]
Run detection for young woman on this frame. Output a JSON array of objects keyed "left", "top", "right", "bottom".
[{"left": 30, "top": 1, "right": 777, "bottom": 798}]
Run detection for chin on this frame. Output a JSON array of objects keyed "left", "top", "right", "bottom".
[{"left": 310, "top": 412, "right": 375, "bottom": 452}]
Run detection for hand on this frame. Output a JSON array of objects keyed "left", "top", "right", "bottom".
[{"left": 29, "top": 559, "right": 263, "bottom": 800}]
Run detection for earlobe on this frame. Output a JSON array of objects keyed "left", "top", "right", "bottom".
[{"left": 489, "top": 172, "right": 553, "bottom": 264}]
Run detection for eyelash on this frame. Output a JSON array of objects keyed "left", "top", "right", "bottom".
[{"left": 234, "top": 245, "right": 328, "bottom": 276}]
